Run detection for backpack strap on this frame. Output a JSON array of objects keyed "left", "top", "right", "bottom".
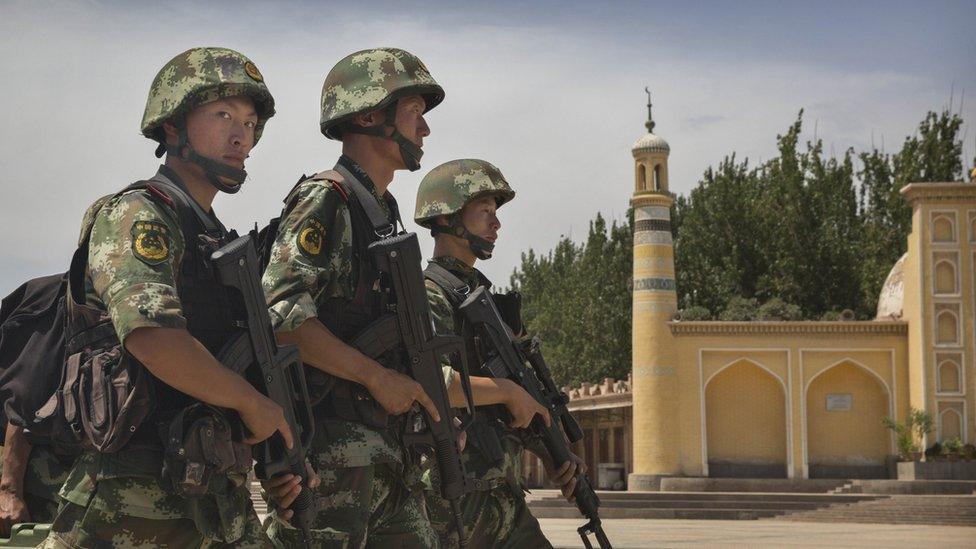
[
  {"left": 144, "top": 172, "right": 224, "bottom": 236},
  {"left": 329, "top": 164, "right": 403, "bottom": 237},
  {"left": 423, "top": 262, "right": 471, "bottom": 308}
]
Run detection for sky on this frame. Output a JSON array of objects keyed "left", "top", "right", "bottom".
[{"left": 1, "top": 0, "right": 975, "bottom": 292}]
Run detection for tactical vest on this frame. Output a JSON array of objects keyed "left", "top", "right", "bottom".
[
  {"left": 424, "top": 262, "right": 526, "bottom": 480},
  {"left": 279, "top": 162, "right": 406, "bottom": 426},
  {"left": 64, "top": 168, "right": 246, "bottom": 451}
]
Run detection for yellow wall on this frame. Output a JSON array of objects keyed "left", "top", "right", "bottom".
[
  {"left": 705, "top": 360, "right": 786, "bottom": 464},
  {"left": 806, "top": 361, "right": 890, "bottom": 465},
  {"left": 666, "top": 327, "right": 907, "bottom": 478}
]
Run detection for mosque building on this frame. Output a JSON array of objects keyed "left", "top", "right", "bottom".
[{"left": 523, "top": 97, "right": 976, "bottom": 488}]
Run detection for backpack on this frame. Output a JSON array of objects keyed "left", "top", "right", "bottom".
[{"left": 0, "top": 273, "right": 69, "bottom": 445}]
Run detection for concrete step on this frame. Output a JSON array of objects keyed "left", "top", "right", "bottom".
[
  {"left": 661, "top": 478, "right": 851, "bottom": 493},
  {"left": 578, "top": 491, "right": 881, "bottom": 503},
  {"left": 772, "top": 495, "right": 976, "bottom": 526},
  {"left": 536, "top": 507, "right": 781, "bottom": 520},
  {"left": 531, "top": 499, "right": 838, "bottom": 511}
]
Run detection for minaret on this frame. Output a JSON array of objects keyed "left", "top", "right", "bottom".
[{"left": 629, "top": 89, "right": 679, "bottom": 489}]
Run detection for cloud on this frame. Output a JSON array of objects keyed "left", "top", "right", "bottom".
[{"left": 1, "top": 1, "right": 974, "bottom": 291}]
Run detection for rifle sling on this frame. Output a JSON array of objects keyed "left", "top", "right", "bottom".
[
  {"left": 332, "top": 163, "right": 403, "bottom": 237},
  {"left": 423, "top": 262, "right": 471, "bottom": 308}
]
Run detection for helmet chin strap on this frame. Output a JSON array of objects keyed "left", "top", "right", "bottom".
[
  {"left": 343, "top": 102, "right": 424, "bottom": 171},
  {"left": 162, "top": 127, "right": 248, "bottom": 194},
  {"left": 431, "top": 215, "right": 494, "bottom": 260}
]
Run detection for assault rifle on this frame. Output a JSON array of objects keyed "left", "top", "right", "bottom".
[
  {"left": 211, "top": 233, "right": 317, "bottom": 543},
  {"left": 350, "top": 232, "right": 475, "bottom": 547},
  {"left": 458, "top": 286, "right": 612, "bottom": 549}
]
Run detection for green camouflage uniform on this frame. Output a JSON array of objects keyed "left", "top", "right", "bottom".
[
  {"left": 43, "top": 179, "right": 269, "bottom": 549},
  {"left": 44, "top": 46, "right": 275, "bottom": 548},
  {"left": 423, "top": 257, "right": 551, "bottom": 549},
  {"left": 0, "top": 445, "right": 72, "bottom": 524},
  {"left": 262, "top": 157, "right": 438, "bottom": 548}
]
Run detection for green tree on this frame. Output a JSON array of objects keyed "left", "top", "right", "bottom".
[
  {"left": 509, "top": 213, "right": 632, "bottom": 386},
  {"left": 512, "top": 108, "right": 965, "bottom": 386}
]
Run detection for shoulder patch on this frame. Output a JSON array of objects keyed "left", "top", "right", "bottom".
[
  {"left": 297, "top": 216, "right": 327, "bottom": 259},
  {"left": 131, "top": 219, "right": 172, "bottom": 265}
]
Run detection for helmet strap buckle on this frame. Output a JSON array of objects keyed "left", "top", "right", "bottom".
[{"left": 431, "top": 215, "right": 494, "bottom": 260}]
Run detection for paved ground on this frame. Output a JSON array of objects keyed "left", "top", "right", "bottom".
[{"left": 538, "top": 518, "right": 976, "bottom": 548}]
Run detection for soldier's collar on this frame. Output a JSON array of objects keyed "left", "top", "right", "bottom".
[
  {"left": 154, "top": 165, "right": 224, "bottom": 229},
  {"left": 337, "top": 155, "right": 380, "bottom": 196},
  {"left": 432, "top": 255, "right": 491, "bottom": 289}
]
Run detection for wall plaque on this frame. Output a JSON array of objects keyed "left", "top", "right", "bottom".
[{"left": 826, "top": 393, "right": 853, "bottom": 411}]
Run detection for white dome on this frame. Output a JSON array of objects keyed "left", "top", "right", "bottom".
[
  {"left": 632, "top": 132, "right": 670, "bottom": 155},
  {"left": 875, "top": 253, "right": 906, "bottom": 320}
]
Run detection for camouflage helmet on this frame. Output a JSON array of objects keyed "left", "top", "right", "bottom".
[
  {"left": 141, "top": 47, "right": 275, "bottom": 144},
  {"left": 415, "top": 159, "right": 515, "bottom": 228},
  {"left": 320, "top": 47, "right": 444, "bottom": 140}
]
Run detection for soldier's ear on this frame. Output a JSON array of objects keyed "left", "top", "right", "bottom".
[
  {"left": 352, "top": 109, "right": 383, "bottom": 128},
  {"left": 161, "top": 121, "right": 180, "bottom": 145},
  {"left": 434, "top": 215, "right": 451, "bottom": 227}
]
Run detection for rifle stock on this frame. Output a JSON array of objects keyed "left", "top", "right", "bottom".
[
  {"left": 459, "top": 286, "right": 612, "bottom": 549},
  {"left": 211, "top": 233, "right": 317, "bottom": 542}
]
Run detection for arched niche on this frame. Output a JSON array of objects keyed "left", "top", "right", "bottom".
[
  {"left": 936, "top": 311, "right": 959, "bottom": 344},
  {"left": 938, "top": 360, "right": 961, "bottom": 393},
  {"left": 933, "top": 215, "right": 955, "bottom": 242},
  {"left": 705, "top": 359, "right": 787, "bottom": 477},
  {"left": 653, "top": 164, "right": 662, "bottom": 191},
  {"left": 806, "top": 360, "right": 889, "bottom": 474},
  {"left": 934, "top": 260, "right": 957, "bottom": 294},
  {"left": 637, "top": 164, "right": 646, "bottom": 191},
  {"left": 939, "top": 408, "right": 963, "bottom": 440}
]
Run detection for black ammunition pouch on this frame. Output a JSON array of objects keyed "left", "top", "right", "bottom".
[
  {"left": 316, "top": 379, "right": 389, "bottom": 429},
  {"left": 159, "top": 403, "right": 251, "bottom": 498},
  {"left": 465, "top": 408, "right": 506, "bottom": 464}
]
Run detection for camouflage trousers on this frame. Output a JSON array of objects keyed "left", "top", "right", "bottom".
[
  {"left": 41, "top": 451, "right": 270, "bottom": 548},
  {"left": 264, "top": 462, "right": 437, "bottom": 549},
  {"left": 426, "top": 484, "right": 551, "bottom": 549},
  {"left": 42, "top": 498, "right": 270, "bottom": 548}
]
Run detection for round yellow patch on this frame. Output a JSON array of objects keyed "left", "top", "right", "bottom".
[
  {"left": 244, "top": 61, "right": 263, "bottom": 83},
  {"left": 298, "top": 217, "right": 325, "bottom": 258},
  {"left": 131, "top": 220, "right": 171, "bottom": 265}
]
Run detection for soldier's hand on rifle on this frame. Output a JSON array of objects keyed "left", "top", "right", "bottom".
[
  {"left": 239, "top": 394, "right": 295, "bottom": 448},
  {"left": 262, "top": 459, "right": 320, "bottom": 521},
  {"left": 503, "top": 382, "right": 552, "bottom": 429},
  {"left": 548, "top": 452, "right": 587, "bottom": 502},
  {"left": 0, "top": 488, "right": 30, "bottom": 537},
  {"left": 364, "top": 362, "right": 441, "bottom": 422}
]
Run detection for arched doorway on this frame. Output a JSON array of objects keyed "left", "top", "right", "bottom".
[
  {"left": 806, "top": 360, "right": 890, "bottom": 478},
  {"left": 705, "top": 360, "right": 788, "bottom": 477}
]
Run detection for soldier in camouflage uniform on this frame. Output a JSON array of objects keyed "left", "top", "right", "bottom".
[
  {"left": 260, "top": 49, "right": 553, "bottom": 548},
  {"left": 260, "top": 47, "right": 451, "bottom": 549},
  {"left": 416, "top": 159, "right": 587, "bottom": 548},
  {"left": 42, "top": 47, "right": 293, "bottom": 548}
]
